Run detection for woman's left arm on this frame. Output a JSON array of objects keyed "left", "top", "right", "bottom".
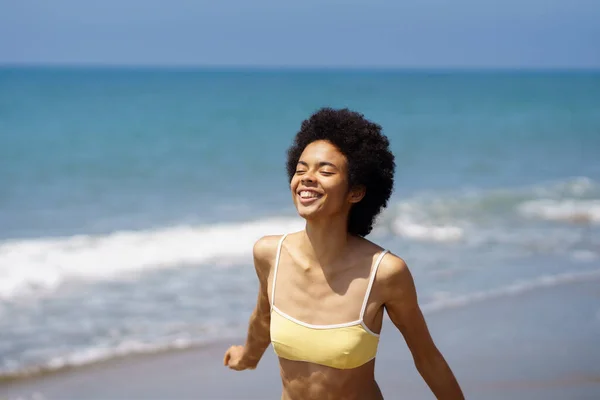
[{"left": 380, "top": 255, "right": 465, "bottom": 400}]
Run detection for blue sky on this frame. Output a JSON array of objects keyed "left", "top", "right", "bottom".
[{"left": 1, "top": 0, "right": 599, "bottom": 68}]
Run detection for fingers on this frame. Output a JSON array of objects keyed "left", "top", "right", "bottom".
[
  {"left": 223, "top": 350, "right": 230, "bottom": 366},
  {"left": 223, "top": 346, "right": 234, "bottom": 366},
  {"left": 223, "top": 345, "right": 248, "bottom": 371}
]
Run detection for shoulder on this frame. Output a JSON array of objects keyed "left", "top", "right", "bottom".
[
  {"left": 253, "top": 234, "right": 283, "bottom": 260},
  {"left": 353, "top": 238, "right": 410, "bottom": 286},
  {"left": 376, "top": 251, "right": 416, "bottom": 303},
  {"left": 377, "top": 251, "right": 409, "bottom": 279},
  {"left": 252, "top": 234, "right": 285, "bottom": 276}
]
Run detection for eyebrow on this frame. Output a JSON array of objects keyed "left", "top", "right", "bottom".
[{"left": 297, "top": 160, "right": 338, "bottom": 169}]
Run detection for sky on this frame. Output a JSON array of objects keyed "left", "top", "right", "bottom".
[{"left": 1, "top": 0, "right": 599, "bottom": 68}]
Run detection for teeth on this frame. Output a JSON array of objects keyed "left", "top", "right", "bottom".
[{"left": 300, "top": 191, "right": 320, "bottom": 199}]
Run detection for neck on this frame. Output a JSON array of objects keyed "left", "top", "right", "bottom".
[{"left": 301, "top": 212, "right": 351, "bottom": 270}]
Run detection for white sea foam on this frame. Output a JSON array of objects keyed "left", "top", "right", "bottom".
[
  {"left": 518, "top": 199, "right": 600, "bottom": 224},
  {"left": 389, "top": 177, "right": 599, "bottom": 244},
  {"left": 1, "top": 177, "right": 597, "bottom": 300},
  {"left": 0, "top": 336, "right": 204, "bottom": 380},
  {"left": 0, "top": 217, "right": 304, "bottom": 300},
  {"left": 392, "top": 219, "right": 464, "bottom": 242},
  {"left": 0, "top": 214, "right": 464, "bottom": 300},
  {"left": 45, "top": 338, "right": 195, "bottom": 370},
  {"left": 532, "top": 176, "right": 595, "bottom": 197}
]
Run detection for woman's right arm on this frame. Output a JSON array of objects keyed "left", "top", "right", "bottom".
[{"left": 224, "top": 235, "right": 278, "bottom": 370}]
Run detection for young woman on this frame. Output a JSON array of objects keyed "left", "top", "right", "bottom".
[{"left": 224, "top": 108, "right": 464, "bottom": 399}]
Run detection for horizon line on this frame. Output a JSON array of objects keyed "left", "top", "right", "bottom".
[{"left": 1, "top": 62, "right": 599, "bottom": 72}]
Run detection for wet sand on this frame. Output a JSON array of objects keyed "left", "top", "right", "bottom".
[{"left": 2, "top": 279, "right": 599, "bottom": 400}]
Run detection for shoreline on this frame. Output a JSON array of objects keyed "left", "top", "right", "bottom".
[
  {"left": 2, "top": 277, "right": 600, "bottom": 399},
  {"left": 3, "top": 268, "right": 598, "bottom": 384},
  {"left": 0, "top": 338, "right": 238, "bottom": 384}
]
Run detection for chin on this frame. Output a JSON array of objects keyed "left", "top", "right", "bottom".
[{"left": 295, "top": 205, "right": 321, "bottom": 220}]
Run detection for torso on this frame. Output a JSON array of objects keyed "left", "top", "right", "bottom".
[
  {"left": 268, "top": 232, "right": 388, "bottom": 400},
  {"left": 278, "top": 358, "right": 384, "bottom": 400}
]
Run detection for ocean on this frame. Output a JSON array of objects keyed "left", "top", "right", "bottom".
[{"left": 1, "top": 67, "right": 599, "bottom": 378}]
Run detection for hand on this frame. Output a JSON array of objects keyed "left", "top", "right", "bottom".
[{"left": 223, "top": 345, "right": 255, "bottom": 371}]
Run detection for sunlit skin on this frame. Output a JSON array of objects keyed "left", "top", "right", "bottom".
[{"left": 224, "top": 140, "right": 464, "bottom": 400}]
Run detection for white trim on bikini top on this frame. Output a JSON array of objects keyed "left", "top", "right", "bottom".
[{"left": 270, "top": 233, "right": 388, "bottom": 335}]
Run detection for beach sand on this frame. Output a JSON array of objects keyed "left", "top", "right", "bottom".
[{"left": 2, "top": 279, "right": 599, "bottom": 400}]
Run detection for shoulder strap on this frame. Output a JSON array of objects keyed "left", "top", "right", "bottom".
[
  {"left": 359, "top": 250, "right": 389, "bottom": 320},
  {"left": 270, "top": 233, "right": 288, "bottom": 308}
]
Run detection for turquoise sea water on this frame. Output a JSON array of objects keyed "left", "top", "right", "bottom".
[{"left": 1, "top": 67, "right": 599, "bottom": 377}]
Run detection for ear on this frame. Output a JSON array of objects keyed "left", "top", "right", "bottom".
[{"left": 348, "top": 185, "right": 366, "bottom": 204}]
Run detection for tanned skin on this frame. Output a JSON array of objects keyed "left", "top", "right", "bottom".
[{"left": 224, "top": 140, "right": 464, "bottom": 399}]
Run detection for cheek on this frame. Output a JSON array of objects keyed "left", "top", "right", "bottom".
[
  {"left": 324, "top": 180, "right": 350, "bottom": 198},
  {"left": 290, "top": 177, "right": 299, "bottom": 192}
]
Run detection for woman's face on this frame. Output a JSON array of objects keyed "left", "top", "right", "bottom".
[{"left": 290, "top": 140, "right": 364, "bottom": 221}]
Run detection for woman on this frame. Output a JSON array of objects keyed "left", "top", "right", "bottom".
[{"left": 223, "top": 108, "right": 464, "bottom": 399}]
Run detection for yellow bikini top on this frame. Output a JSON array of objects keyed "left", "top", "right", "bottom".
[{"left": 269, "top": 233, "right": 389, "bottom": 370}]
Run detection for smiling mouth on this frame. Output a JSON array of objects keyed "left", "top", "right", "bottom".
[
  {"left": 298, "top": 190, "right": 323, "bottom": 204},
  {"left": 299, "top": 190, "right": 322, "bottom": 199}
]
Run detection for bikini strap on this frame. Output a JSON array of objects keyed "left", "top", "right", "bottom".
[
  {"left": 270, "top": 233, "right": 288, "bottom": 309},
  {"left": 359, "top": 249, "right": 389, "bottom": 321}
]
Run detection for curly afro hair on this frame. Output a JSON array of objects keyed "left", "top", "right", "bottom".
[{"left": 286, "top": 107, "right": 396, "bottom": 237}]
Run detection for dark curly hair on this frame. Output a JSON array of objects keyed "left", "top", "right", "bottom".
[{"left": 286, "top": 107, "right": 396, "bottom": 237}]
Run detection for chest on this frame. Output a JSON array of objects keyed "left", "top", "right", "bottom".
[{"left": 270, "top": 261, "right": 380, "bottom": 325}]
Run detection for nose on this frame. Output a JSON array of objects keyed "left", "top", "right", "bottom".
[{"left": 301, "top": 171, "right": 316, "bottom": 184}]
